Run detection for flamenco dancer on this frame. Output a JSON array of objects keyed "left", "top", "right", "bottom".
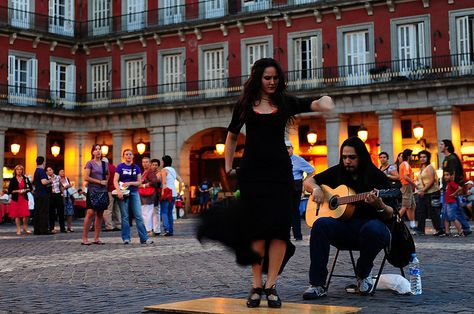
[{"left": 197, "top": 58, "right": 334, "bottom": 308}]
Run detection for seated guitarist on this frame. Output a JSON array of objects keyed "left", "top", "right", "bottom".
[{"left": 302, "top": 136, "right": 395, "bottom": 299}]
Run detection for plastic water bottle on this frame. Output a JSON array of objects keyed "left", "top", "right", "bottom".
[{"left": 409, "top": 253, "right": 422, "bottom": 295}]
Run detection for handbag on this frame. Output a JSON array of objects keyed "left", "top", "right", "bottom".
[
  {"left": 430, "top": 191, "right": 441, "bottom": 208},
  {"left": 139, "top": 186, "right": 155, "bottom": 197},
  {"left": 89, "top": 190, "right": 109, "bottom": 210},
  {"left": 385, "top": 213, "right": 416, "bottom": 268},
  {"left": 89, "top": 161, "right": 110, "bottom": 210},
  {"left": 162, "top": 187, "right": 173, "bottom": 202}
]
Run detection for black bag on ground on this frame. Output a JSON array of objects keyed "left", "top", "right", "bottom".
[{"left": 385, "top": 213, "right": 416, "bottom": 268}]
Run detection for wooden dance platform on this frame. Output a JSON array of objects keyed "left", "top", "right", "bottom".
[{"left": 144, "top": 297, "right": 361, "bottom": 313}]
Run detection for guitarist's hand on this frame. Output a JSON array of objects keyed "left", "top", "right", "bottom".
[
  {"left": 311, "top": 187, "right": 324, "bottom": 205},
  {"left": 365, "top": 189, "right": 384, "bottom": 209}
]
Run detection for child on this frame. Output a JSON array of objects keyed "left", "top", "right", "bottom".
[{"left": 442, "top": 171, "right": 463, "bottom": 237}]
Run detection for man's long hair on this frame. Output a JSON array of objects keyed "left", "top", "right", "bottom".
[{"left": 338, "top": 136, "right": 381, "bottom": 189}]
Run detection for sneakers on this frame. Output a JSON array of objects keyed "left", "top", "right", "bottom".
[
  {"left": 141, "top": 239, "right": 154, "bottom": 244},
  {"left": 357, "top": 277, "right": 374, "bottom": 295},
  {"left": 302, "top": 285, "right": 327, "bottom": 300}
]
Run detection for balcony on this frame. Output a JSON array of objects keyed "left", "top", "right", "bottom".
[
  {"left": 0, "top": 54, "right": 473, "bottom": 111},
  {"left": 1, "top": 1, "right": 335, "bottom": 41}
]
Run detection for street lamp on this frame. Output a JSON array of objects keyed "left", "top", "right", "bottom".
[
  {"left": 10, "top": 142, "right": 20, "bottom": 155},
  {"left": 413, "top": 122, "right": 424, "bottom": 141},
  {"left": 101, "top": 143, "right": 109, "bottom": 156},
  {"left": 215, "top": 142, "right": 225, "bottom": 155},
  {"left": 307, "top": 130, "right": 317, "bottom": 146},
  {"left": 136, "top": 139, "right": 146, "bottom": 155},
  {"left": 51, "top": 142, "right": 61, "bottom": 157},
  {"left": 357, "top": 125, "right": 368, "bottom": 142}
]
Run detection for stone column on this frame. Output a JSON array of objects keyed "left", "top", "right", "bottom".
[
  {"left": 64, "top": 132, "right": 87, "bottom": 189},
  {"left": 164, "top": 125, "right": 178, "bottom": 167},
  {"left": 149, "top": 127, "right": 164, "bottom": 160},
  {"left": 111, "top": 130, "right": 125, "bottom": 166},
  {"left": 377, "top": 110, "right": 402, "bottom": 162},
  {"left": 0, "top": 128, "right": 7, "bottom": 189},
  {"left": 25, "top": 130, "right": 49, "bottom": 176},
  {"left": 325, "top": 115, "right": 348, "bottom": 167},
  {"left": 435, "top": 106, "right": 461, "bottom": 168}
]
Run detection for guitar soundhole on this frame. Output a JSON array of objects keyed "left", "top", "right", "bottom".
[{"left": 329, "top": 196, "right": 339, "bottom": 210}]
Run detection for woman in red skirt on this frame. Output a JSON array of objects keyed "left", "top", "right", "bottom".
[{"left": 7, "top": 165, "right": 33, "bottom": 235}]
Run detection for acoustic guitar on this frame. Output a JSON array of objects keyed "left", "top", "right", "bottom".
[{"left": 305, "top": 184, "right": 401, "bottom": 227}]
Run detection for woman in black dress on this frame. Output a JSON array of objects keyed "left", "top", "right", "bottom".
[{"left": 198, "top": 58, "right": 334, "bottom": 308}]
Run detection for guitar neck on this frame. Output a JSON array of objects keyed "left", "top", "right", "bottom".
[{"left": 338, "top": 191, "right": 375, "bottom": 205}]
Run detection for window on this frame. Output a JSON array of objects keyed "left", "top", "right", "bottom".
[
  {"left": 199, "top": 43, "right": 228, "bottom": 98},
  {"left": 201, "top": 0, "right": 225, "bottom": 19},
  {"left": 390, "top": 16, "right": 430, "bottom": 78},
  {"left": 9, "top": 0, "right": 31, "bottom": 29},
  {"left": 50, "top": 60, "right": 76, "bottom": 108},
  {"left": 160, "top": 0, "right": 184, "bottom": 25},
  {"left": 91, "top": 63, "right": 110, "bottom": 100},
  {"left": 241, "top": 36, "right": 273, "bottom": 78},
  {"left": 90, "top": 0, "right": 111, "bottom": 35},
  {"left": 8, "top": 53, "right": 37, "bottom": 106},
  {"left": 126, "top": 59, "right": 143, "bottom": 96},
  {"left": 158, "top": 49, "right": 185, "bottom": 100},
  {"left": 49, "top": 0, "right": 74, "bottom": 36},
  {"left": 124, "top": 0, "right": 146, "bottom": 31},
  {"left": 450, "top": 9, "right": 474, "bottom": 75},
  {"left": 242, "top": 0, "right": 270, "bottom": 12},
  {"left": 337, "top": 24, "right": 375, "bottom": 86},
  {"left": 288, "top": 31, "right": 322, "bottom": 89}
]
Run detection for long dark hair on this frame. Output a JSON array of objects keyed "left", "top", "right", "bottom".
[
  {"left": 418, "top": 150, "right": 431, "bottom": 165},
  {"left": 339, "top": 137, "right": 381, "bottom": 189},
  {"left": 236, "top": 58, "right": 288, "bottom": 122},
  {"left": 442, "top": 139, "right": 455, "bottom": 154}
]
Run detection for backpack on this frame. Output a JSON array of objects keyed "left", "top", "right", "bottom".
[{"left": 385, "top": 213, "right": 416, "bottom": 268}]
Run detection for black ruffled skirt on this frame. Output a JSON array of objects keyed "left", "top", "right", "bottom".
[{"left": 196, "top": 180, "right": 295, "bottom": 274}]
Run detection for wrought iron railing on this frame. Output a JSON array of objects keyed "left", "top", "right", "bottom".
[
  {"left": 0, "top": 0, "right": 327, "bottom": 40},
  {"left": 0, "top": 54, "right": 473, "bottom": 110}
]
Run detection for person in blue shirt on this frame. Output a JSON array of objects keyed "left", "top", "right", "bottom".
[{"left": 286, "top": 140, "right": 315, "bottom": 241}]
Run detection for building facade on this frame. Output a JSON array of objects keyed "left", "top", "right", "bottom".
[{"left": 1, "top": 0, "right": 474, "bottom": 200}]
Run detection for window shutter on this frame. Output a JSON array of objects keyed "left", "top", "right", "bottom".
[
  {"left": 66, "top": 64, "right": 76, "bottom": 101},
  {"left": 417, "top": 22, "right": 425, "bottom": 60},
  {"left": 8, "top": 55, "right": 16, "bottom": 94},
  {"left": 27, "top": 58, "right": 38, "bottom": 97},
  {"left": 50, "top": 61, "right": 57, "bottom": 98},
  {"left": 65, "top": 0, "right": 74, "bottom": 34}
]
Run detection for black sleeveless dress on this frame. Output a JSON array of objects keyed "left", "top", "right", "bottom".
[{"left": 197, "top": 95, "right": 312, "bottom": 271}]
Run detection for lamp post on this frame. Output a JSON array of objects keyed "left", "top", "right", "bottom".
[
  {"left": 413, "top": 122, "right": 424, "bottom": 141},
  {"left": 215, "top": 142, "right": 225, "bottom": 155},
  {"left": 101, "top": 143, "right": 109, "bottom": 156}
]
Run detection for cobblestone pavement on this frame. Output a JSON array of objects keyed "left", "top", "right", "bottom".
[{"left": 0, "top": 217, "right": 473, "bottom": 313}]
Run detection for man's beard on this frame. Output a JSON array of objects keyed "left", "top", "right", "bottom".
[{"left": 345, "top": 166, "right": 357, "bottom": 173}]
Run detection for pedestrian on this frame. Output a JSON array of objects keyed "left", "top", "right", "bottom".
[
  {"left": 59, "top": 169, "right": 75, "bottom": 232},
  {"left": 398, "top": 149, "right": 417, "bottom": 232},
  {"left": 286, "top": 140, "right": 314, "bottom": 241},
  {"left": 198, "top": 178, "right": 211, "bottom": 212},
  {"left": 114, "top": 149, "right": 153, "bottom": 245},
  {"left": 197, "top": 57, "right": 334, "bottom": 308},
  {"left": 440, "top": 139, "right": 472, "bottom": 235},
  {"left": 47, "top": 167, "right": 66, "bottom": 233},
  {"left": 102, "top": 157, "right": 121, "bottom": 232},
  {"left": 33, "top": 156, "right": 52, "bottom": 235},
  {"left": 139, "top": 157, "right": 158, "bottom": 237},
  {"left": 160, "top": 155, "right": 184, "bottom": 237},
  {"left": 151, "top": 158, "right": 162, "bottom": 235},
  {"left": 415, "top": 150, "right": 443, "bottom": 235},
  {"left": 7, "top": 165, "right": 33, "bottom": 235},
  {"left": 441, "top": 170, "right": 463, "bottom": 237},
  {"left": 82, "top": 144, "right": 109, "bottom": 245},
  {"left": 378, "top": 151, "right": 401, "bottom": 189}
]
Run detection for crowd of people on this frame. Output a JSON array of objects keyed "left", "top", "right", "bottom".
[
  {"left": 377, "top": 139, "right": 473, "bottom": 237},
  {"left": 1, "top": 145, "right": 185, "bottom": 245}
]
